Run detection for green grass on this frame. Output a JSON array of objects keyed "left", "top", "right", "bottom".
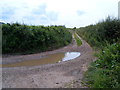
[{"left": 74, "top": 33, "right": 82, "bottom": 46}]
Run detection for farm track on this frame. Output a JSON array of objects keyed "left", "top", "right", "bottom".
[{"left": 2, "top": 33, "right": 96, "bottom": 88}]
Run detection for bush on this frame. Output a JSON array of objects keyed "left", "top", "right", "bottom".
[
  {"left": 77, "top": 17, "right": 120, "bottom": 88},
  {"left": 76, "top": 17, "right": 120, "bottom": 49},
  {"left": 84, "top": 43, "right": 120, "bottom": 88},
  {"left": 95, "top": 43, "right": 120, "bottom": 68},
  {"left": 2, "top": 23, "right": 72, "bottom": 54}
]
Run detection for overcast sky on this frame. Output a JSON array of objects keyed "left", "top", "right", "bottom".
[{"left": 0, "top": 0, "right": 120, "bottom": 28}]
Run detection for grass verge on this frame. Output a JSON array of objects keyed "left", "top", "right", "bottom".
[{"left": 74, "top": 33, "right": 82, "bottom": 46}]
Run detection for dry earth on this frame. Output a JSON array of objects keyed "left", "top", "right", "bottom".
[{"left": 2, "top": 34, "right": 96, "bottom": 88}]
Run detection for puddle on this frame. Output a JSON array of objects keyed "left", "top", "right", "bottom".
[
  {"left": 62, "top": 52, "right": 81, "bottom": 61},
  {"left": 1, "top": 52, "right": 81, "bottom": 67}
]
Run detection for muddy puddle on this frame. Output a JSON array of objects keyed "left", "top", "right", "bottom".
[{"left": 1, "top": 52, "right": 81, "bottom": 67}]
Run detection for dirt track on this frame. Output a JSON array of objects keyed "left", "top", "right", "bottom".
[{"left": 2, "top": 34, "right": 96, "bottom": 88}]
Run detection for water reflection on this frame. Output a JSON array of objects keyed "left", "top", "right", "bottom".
[
  {"left": 2, "top": 52, "right": 81, "bottom": 67},
  {"left": 62, "top": 52, "right": 81, "bottom": 61}
]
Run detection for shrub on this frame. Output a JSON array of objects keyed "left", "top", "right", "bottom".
[
  {"left": 77, "top": 17, "right": 120, "bottom": 88},
  {"left": 76, "top": 17, "right": 120, "bottom": 49},
  {"left": 2, "top": 23, "right": 72, "bottom": 54},
  {"left": 84, "top": 43, "right": 120, "bottom": 88}
]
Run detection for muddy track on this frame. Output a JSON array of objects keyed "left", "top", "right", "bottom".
[{"left": 2, "top": 33, "right": 96, "bottom": 88}]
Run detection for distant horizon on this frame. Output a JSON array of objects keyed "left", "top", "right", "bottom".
[{"left": 0, "top": 15, "right": 119, "bottom": 28}]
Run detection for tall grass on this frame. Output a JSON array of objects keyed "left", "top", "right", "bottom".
[
  {"left": 76, "top": 17, "right": 120, "bottom": 88},
  {"left": 74, "top": 33, "right": 82, "bottom": 46}
]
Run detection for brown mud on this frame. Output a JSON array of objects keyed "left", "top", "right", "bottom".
[{"left": 2, "top": 34, "right": 96, "bottom": 88}]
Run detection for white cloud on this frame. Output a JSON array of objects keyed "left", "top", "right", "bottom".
[{"left": 1, "top": 0, "right": 120, "bottom": 27}]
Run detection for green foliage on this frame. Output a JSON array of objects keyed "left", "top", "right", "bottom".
[
  {"left": 77, "top": 17, "right": 120, "bottom": 49},
  {"left": 2, "top": 23, "right": 72, "bottom": 54},
  {"left": 77, "top": 17, "right": 120, "bottom": 88},
  {"left": 95, "top": 43, "right": 120, "bottom": 68},
  {"left": 74, "top": 33, "right": 82, "bottom": 46},
  {"left": 84, "top": 43, "right": 120, "bottom": 88},
  {"left": 73, "top": 27, "right": 76, "bottom": 29}
]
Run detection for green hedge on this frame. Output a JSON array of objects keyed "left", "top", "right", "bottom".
[
  {"left": 76, "top": 17, "right": 120, "bottom": 88},
  {"left": 2, "top": 23, "right": 72, "bottom": 54},
  {"left": 77, "top": 17, "right": 120, "bottom": 49},
  {"left": 85, "top": 43, "right": 120, "bottom": 88}
]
